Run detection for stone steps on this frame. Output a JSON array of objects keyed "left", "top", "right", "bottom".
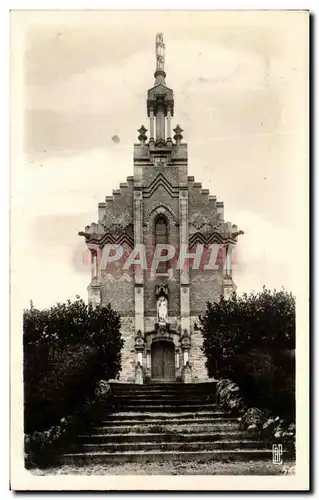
[
  {"left": 113, "top": 393, "right": 213, "bottom": 401},
  {"left": 113, "top": 386, "right": 214, "bottom": 392},
  {"left": 112, "top": 399, "right": 214, "bottom": 405},
  {"left": 112, "top": 382, "right": 214, "bottom": 389},
  {"left": 101, "top": 410, "right": 224, "bottom": 421},
  {"left": 59, "top": 449, "right": 275, "bottom": 466},
  {"left": 55, "top": 382, "right": 271, "bottom": 466},
  {"left": 95, "top": 416, "right": 236, "bottom": 427},
  {"left": 111, "top": 403, "right": 218, "bottom": 412},
  {"left": 78, "top": 431, "right": 247, "bottom": 444},
  {"left": 90, "top": 422, "right": 239, "bottom": 434},
  {"left": 78, "top": 440, "right": 268, "bottom": 453},
  {"left": 113, "top": 395, "right": 213, "bottom": 401},
  {"left": 114, "top": 393, "right": 212, "bottom": 400},
  {"left": 112, "top": 383, "right": 216, "bottom": 397}
]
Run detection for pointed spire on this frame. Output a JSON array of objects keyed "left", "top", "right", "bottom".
[
  {"left": 147, "top": 33, "right": 174, "bottom": 124},
  {"left": 154, "top": 32, "right": 166, "bottom": 85}
]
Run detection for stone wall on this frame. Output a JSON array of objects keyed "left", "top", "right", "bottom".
[
  {"left": 85, "top": 141, "right": 237, "bottom": 384},
  {"left": 188, "top": 177, "right": 221, "bottom": 234},
  {"left": 100, "top": 268, "right": 135, "bottom": 316},
  {"left": 142, "top": 169, "right": 181, "bottom": 317},
  {"left": 116, "top": 314, "right": 211, "bottom": 383},
  {"left": 189, "top": 270, "right": 223, "bottom": 316},
  {"left": 141, "top": 162, "right": 181, "bottom": 187},
  {"left": 101, "top": 179, "right": 134, "bottom": 228},
  {"left": 118, "top": 316, "right": 136, "bottom": 382},
  {"left": 189, "top": 332, "right": 209, "bottom": 382}
]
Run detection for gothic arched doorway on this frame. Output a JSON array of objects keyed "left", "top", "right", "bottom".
[{"left": 151, "top": 340, "right": 175, "bottom": 381}]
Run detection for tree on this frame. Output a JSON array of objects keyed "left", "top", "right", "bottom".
[
  {"left": 200, "top": 288, "right": 295, "bottom": 418},
  {"left": 23, "top": 297, "right": 124, "bottom": 432}
]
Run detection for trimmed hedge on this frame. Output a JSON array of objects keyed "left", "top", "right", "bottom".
[
  {"left": 23, "top": 298, "right": 123, "bottom": 434},
  {"left": 200, "top": 288, "right": 295, "bottom": 420},
  {"left": 24, "top": 379, "right": 116, "bottom": 468},
  {"left": 24, "top": 344, "right": 103, "bottom": 433}
]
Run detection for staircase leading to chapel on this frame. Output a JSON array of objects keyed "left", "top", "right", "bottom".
[{"left": 57, "top": 382, "right": 274, "bottom": 465}]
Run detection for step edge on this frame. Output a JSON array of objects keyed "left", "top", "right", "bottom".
[
  {"left": 78, "top": 432, "right": 243, "bottom": 438},
  {"left": 61, "top": 449, "right": 274, "bottom": 457},
  {"left": 81, "top": 440, "right": 264, "bottom": 446}
]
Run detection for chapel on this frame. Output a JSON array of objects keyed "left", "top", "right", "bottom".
[{"left": 79, "top": 33, "right": 243, "bottom": 384}]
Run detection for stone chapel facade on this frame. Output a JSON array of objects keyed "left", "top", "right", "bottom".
[{"left": 79, "top": 34, "right": 243, "bottom": 384}]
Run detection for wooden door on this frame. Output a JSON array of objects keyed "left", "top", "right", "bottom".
[{"left": 151, "top": 341, "right": 175, "bottom": 381}]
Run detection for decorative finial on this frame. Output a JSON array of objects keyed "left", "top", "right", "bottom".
[
  {"left": 138, "top": 125, "right": 147, "bottom": 144},
  {"left": 173, "top": 125, "right": 183, "bottom": 145},
  {"left": 154, "top": 33, "right": 166, "bottom": 85}
]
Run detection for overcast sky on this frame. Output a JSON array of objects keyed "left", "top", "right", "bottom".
[{"left": 12, "top": 10, "right": 308, "bottom": 308}]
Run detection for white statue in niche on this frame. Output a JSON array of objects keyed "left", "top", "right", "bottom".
[{"left": 157, "top": 296, "right": 168, "bottom": 323}]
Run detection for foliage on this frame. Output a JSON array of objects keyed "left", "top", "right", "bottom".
[
  {"left": 216, "top": 379, "right": 246, "bottom": 415},
  {"left": 216, "top": 378, "right": 295, "bottom": 449},
  {"left": 23, "top": 297, "right": 123, "bottom": 434},
  {"left": 23, "top": 297, "right": 123, "bottom": 379},
  {"left": 94, "top": 380, "right": 112, "bottom": 402},
  {"left": 24, "top": 379, "right": 117, "bottom": 468},
  {"left": 200, "top": 288, "right": 295, "bottom": 419}
]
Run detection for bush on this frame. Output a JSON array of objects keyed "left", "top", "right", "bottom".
[
  {"left": 216, "top": 379, "right": 246, "bottom": 415},
  {"left": 24, "top": 378, "right": 116, "bottom": 468},
  {"left": 24, "top": 344, "right": 103, "bottom": 433},
  {"left": 200, "top": 288, "right": 295, "bottom": 420},
  {"left": 217, "top": 379, "right": 295, "bottom": 447},
  {"left": 236, "top": 348, "right": 295, "bottom": 419},
  {"left": 23, "top": 298, "right": 123, "bottom": 434},
  {"left": 23, "top": 298, "right": 123, "bottom": 380}
]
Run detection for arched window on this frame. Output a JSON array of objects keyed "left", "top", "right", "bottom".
[{"left": 155, "top": 215, "right": 168, "bottom": 273}]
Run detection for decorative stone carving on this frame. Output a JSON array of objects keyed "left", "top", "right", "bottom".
[
  {"left": 173, "top": 125, "right": 183, "bottom": 145},
  {"left": 232, "top": 229, "right": 245, "bottom": 239},
  {"left": 134, "top": 190, "right": 142, "bottom": 199},
  {"left": 102, "top": 222, "right": 134, "bottom": 235},
  {"left": 155, "top": 137, "right": 166, "bottom": 148},
  {"left": 155, "top": 159, "right": 166, "bottom": 168},
  {"left": 157, "top": 296, "right": 168, "bottom": 323},
  {"left": 182, "top": 361, "right": 193, "bottom": 384},
  {"left": 138, "top": 125, "right": 147, "bottom": 144},
  {"left": 88, "top": 277, "right": 101, "bottom": 308},
  {"left": 181, "top": 330, "right": 191, "bottom": 349},
  {"left": 135, "top": 362, "right": 144, "bottom": 385},
  {"left": 156, "top": 32, "right": 165, "bottom": 71},
  {"left": 189, "top": 213, "right": 210, "bottom": 230},
  {"left": 135, "top": 329, "right": 145, "bottom": 352},
  {"left": 179, "top": 190, "right": 188, "bottom": 199},
  {"left": 155, "top": 284, "right": 168, "bottom": 300},
  {"left": 146, "top": 204, "right": 177, "bottom": 229},
  {"left": 166, "top": 137, "right": 173, "bottom": 148}
]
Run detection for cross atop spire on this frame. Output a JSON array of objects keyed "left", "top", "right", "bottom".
[
  {"left": 146, "top": 33, "right": 175, "bottom": 147},
  {"left": 154, "top": 32, "right": 166, "bottom": 85}
]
